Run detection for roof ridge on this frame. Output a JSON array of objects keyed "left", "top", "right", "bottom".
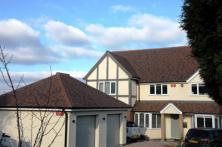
[
  {"left": 110, "top": 46, "right": 189, "bottom": 53},
  {"left": 55, "top": 73, "right": 72, "bottom": 108}
]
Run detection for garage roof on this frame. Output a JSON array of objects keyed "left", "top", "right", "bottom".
[{"left": 0, "top": 73, "right": 130, "bottom": 109}]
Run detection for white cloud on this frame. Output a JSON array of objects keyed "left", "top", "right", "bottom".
[
  {"left": 0, "top": 19, "right": 39, "bottom": 48},
  {"left": 0, "top": 19, "right": 101, "bottom": 65},
  {"left": 51, "top": 45, "right": 103, "bottom": 58},
  {"left": 44, "top": 20, "right": 90, "bottom": 46},
  {"left": 85, "top": 13, "right": 186, "bottom": 49},
  {"left": 111, "top": 5, "right": 133, "bottom": 13},
  {"left": 0, "top": 14, "right": 186, "bottom": 65},
  {"left": 0, "top": 19, "right": 61, "bottom": 64}
]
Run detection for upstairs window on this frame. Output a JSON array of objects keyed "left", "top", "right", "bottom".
[
  {"left": 191, "top": 84, "right": 207, "bottom": 95},
  {"left": 150, "top": 84, "right": 168, "bottom": 95},
  {"left": 98, "top": 81, "right": 116, "bottom": 95}
]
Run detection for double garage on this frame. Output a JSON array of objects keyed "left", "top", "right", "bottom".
[{"left": 68, "top": 110, "right": 128, "bottom": 147}]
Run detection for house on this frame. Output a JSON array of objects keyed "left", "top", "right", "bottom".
[
  {"left": 0, "top": 73, "right": 130, "bottom": 147},
  {"left": 84, "top": 46, "right": 222, "bottom": 140}
]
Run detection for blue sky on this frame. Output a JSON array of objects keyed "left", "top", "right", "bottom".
[{"left": 0, "top": 0, "right": 186, "bottom": 92}]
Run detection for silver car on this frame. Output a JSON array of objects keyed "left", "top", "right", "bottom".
[{"left": 126, "top": 121, "right": 141, "bottom": 142}]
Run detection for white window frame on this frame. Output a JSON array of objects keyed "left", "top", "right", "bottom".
[
  {"left": 221, "top": 117, "right": 222, "bottom": 128},
  {"left": 215, "top": 116, "right": 220, "bottom": 128},
  {"left": 98, "top": 81, "right": 116, "bottom": 95},
  {"left": 149, "top": 84, "right": 168, "bottom": 95},
  {"left": 134, "top": 112, "right": 161, "bottom": 129},
  {"left": 194, "top": 114, "right": 215, "bottom": 128},
  {"left": 152, "top": 114, "right": 161, "bottom": 129},
  {"left": 191, "top": 83, "right": 207, "bottom": 96}
]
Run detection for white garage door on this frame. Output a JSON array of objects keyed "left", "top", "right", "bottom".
[
  {"left": 76, "top": 115, "right": 96, "bottom": 147},
  {"left": 107, "top": 114, "right": 120, "bottom": 147}
]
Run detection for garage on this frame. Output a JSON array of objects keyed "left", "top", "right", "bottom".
[
  {"left": 0, "top": 73, "right": 130, "bottom": 147},
  {"left": 76, "top": 115, "right": 96, "bottom": 147},
  {"left": 107, "top": 114, "right": 120, "bottom": 147}
]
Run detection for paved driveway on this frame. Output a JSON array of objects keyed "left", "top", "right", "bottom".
[{"left": 124, "top": 140, "right": 178, "bottom": 147}]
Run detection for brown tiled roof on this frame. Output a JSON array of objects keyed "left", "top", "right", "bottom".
[
  {"left": 133, "top": 101, "right": 222, "bottom": 114},
  {"left": 0, "top": 73, "right": 130, "bottom": 109},
  {"left": 110, "top": 46, "right": 199, "bottom": 83}
]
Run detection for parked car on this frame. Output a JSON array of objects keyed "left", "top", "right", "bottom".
[
  {"left": 126, "top": 121, "right": 141, "bottom": 142},
  {"left": 183, "top": 128, "right": 222, "bottom": 147}
]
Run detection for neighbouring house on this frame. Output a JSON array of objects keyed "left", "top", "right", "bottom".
[
  {"left": 84, "top": 46, "right": 222, "bottom": 140},
  {"left": 0, "top": 73, "right": 130, "bottom": 147}
]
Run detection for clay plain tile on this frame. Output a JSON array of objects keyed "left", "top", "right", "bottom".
[
  {"left": 110, "top": 46, "right": 199, "bottom": 83},
  {"left": 133, "top": 101, "right": 222, "bottom": 114},
  {"left": 0, "top": 73, "right": 130, "bottom": 109}
]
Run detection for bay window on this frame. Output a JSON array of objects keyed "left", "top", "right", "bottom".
[
  {"left": 195, "top": 115, "right": 222, "bottom": 128},
  {"left": 195, "top": 115, "right": 213, "bottom": 128},
  {"left": 134, "top": 112, "right": 161, "bottom": 129}
]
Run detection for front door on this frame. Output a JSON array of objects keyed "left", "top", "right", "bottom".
[{"left": 171, "top": 114, "right": 180, "bottom": 139}]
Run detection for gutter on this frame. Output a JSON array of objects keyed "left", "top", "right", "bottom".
[{"left": 64, "top": 111, "right": 68, "bottom": 147}]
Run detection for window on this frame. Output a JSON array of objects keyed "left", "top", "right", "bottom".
[
  {"left": 150, "top": 85, "right": 155, "bottom": 94},
  {"left": 105, "top": 82, "right": 110, "bottom": 94},
  {"left": 99, "top": 82, "right": 104, "bottom": 92},
  {"left": 205, "top": 117, "right": 212, "bottom": 128},
  {"left": 152, "top": 114, "right": 161, "bottom": 128},
  {"left": 199, "top": 84, "right": 206, "bottom": 95},
  {"left": 135, "top": 113, "right": 139, "bottom": 126},
  {"left": 139, "top": 113, "right": 144, "bottom": 127},
  {"left": 162, "top": 85, "right": 168, "bottom": 94},
  {"left": 197, "top": 117, "right": 204, "bottom": 128},
  {"left": 156, "top": 84, "right": 161, "bottom": 94},
  {"left": 215, "top": 117, "right": 219, "bottom": 128},
  {"left": 145, "top": 113, "right": 150, "bottom": 128},
  {"left": 191, "top": 84, "right": 207, "bottom": 95},
  {"left": 134, "top": 113, "right": 161, "bottom": 129},
  {"left": 150, "top": 84, "right": 168, "bottom": 95},
  {"left": 195, "top": 115, "right": 213, "bottom": 128},
  {"left": 111, "top": 82, "right": 116, "bottom": 94},
  {"left": 98, "top": 81, "right": 116, "bottom": 95},
  {"left": 192, "top": 84, "right": 198, "bottom": 94}
]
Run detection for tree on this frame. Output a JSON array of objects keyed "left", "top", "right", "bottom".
[
  {"left": 181, "top": 0, "right": 222, "bottom": 104},
  {"left": 0, "top": 46, "right": 65, "bottom": 147}
]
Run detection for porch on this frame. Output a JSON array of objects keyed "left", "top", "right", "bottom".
[{"left": 160, "top": 103, "right": 183, "bottom": 140}]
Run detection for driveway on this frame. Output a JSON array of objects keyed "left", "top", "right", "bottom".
[{"left": 124, "top": 140, "right": 178, "bottom": 147}]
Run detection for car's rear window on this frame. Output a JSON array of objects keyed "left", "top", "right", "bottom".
[
  {"left": 186, "top": 129, "right": 211, "bottom": 139},
  {"left": 127, "top": 122, "right": 138, "bottom": 127}
]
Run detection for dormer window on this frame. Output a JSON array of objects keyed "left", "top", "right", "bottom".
[
  {"left": 98, "top": 81, "right": 116, "bottom": 95},
  {"left": 191, "top": 83, "right": 207, "bottom": 95},
  {"left": 150, "top": 84, "right": 168, "bottom": 95}
]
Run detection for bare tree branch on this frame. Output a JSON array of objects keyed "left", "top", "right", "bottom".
[{"left": 0, "top": 46, "right": 65, "bottom": 147}]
